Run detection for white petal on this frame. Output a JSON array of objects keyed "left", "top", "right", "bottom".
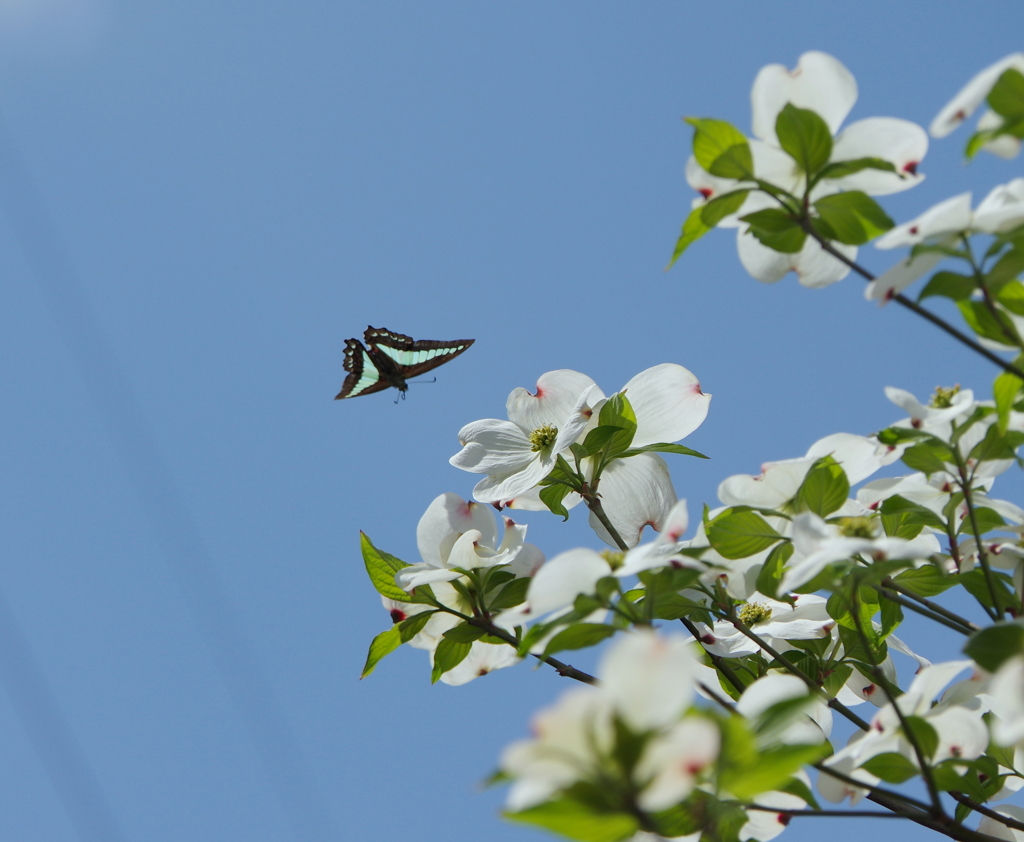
[
  {"left": 522, "top": 548, "right": 611, "bottom": 618},
  {"left": 718, "top": 457, "right": 814, "bottom": 508},
  {"left": 589, "top": 453, "right": 677, "bottom": 549},
  {"left": 975, "top": 178, "right": 1024, "bottom": 233},
  {"left": 805, "top": 432, "right": 897, "bottom": 484},
  {"left": 471, "top": 454, "right": 552, "bottom": 505},
  {"left": 978, "top": 805, "right": 1024, "bottom": 842},
  {"left": 875, "top": 193, "right": 973, "bottom": 249},
  {"left": 600, "top": 630, "right": 697, "bottom": 730},
  {"left": 685, "top": 155, "right": 743, "bottom": 210},
  {"left": 930, "top": 54, "right": 1024, "bottom": 138},
  {"left": 751, "top": 51, "right": 857, "bottom": 143},
  {"left": 620, "top": 363, "right": 711, "bottom": 448},
  {"left": 865, "top": 248, "right": 946, "bottom": 303},
  {"left": 929, "top": 706, "right": 989, "bottom": 762},
  {"left": 791, "top": 237, "right": 856, "bottom": 288},
  {"left": 438, "top": 640, "right": 521, "bottom": 686},
  {"left": 506, "top": 369, "right": 600, "bottom": 434},
  {"left": 450, "top": 419, "right": 534, "bottom": 473},
  {"left": 416, "top": 492, "right": 498, "bottom": 568},
  {"left": 830, "top": 118, "right": 928, "bottom": 195},
  {"left": 736, "top": 229, "right": 854, "bottom": 287},
  {"left": 636, "top": 718, "right": 720, "bottom": 811},
  {"left": 991, "top": 656, "right": 1024, "bottom": 746}
]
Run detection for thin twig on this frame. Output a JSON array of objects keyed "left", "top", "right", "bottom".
[
  {"left": 873, "top": 584, "right": 973, "bottom": 635},
  {"left": 463, "top": 616, "right": 597, "bottom": 684},
  {"left": 949, "top": 792, "right": 1024, "bottom": 832},
  {"left": 724, "top": 613, "right": 871, "bottom": 731},
  {"left": 745, "top": 805, "right": 905, "bottom": 819},
  {"left": 881, "top": 577, "right": 981, "bottom": 633},
  {"left": 953, "top": 448, "right": 1004, "bottom": 620},
  {"left": 807, "top": 230, "right": 1024, "bottom": 381}
]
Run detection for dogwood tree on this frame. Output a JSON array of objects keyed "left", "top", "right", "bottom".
[{"left": 359, "top": 51, "right": 1024, "bottom": 842}]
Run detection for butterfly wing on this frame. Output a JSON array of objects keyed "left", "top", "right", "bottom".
[
  {"left": 335, "top": 338, "right": 394, "bottom": 399},
  {"left": 364, "top": 326, "right": 475, "bottom": 380}
]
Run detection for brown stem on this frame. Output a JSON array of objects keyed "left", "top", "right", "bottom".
[
  {"left": 724, "top": 613, "right": 871, "bottom": 731},
  {"left": 583, "top": 492, "right": 630, "bottom": 552},
  {"left": 873, "top": 583, "right": 973, "bottom": 635},
  {"left": 949, "top": 792, "right": 1024, "bottom": 832},
  {"left": 464, "top": 616, "right": 597, "bottom": 684},
  {"left": 881, "top": 577, "right": 981, "bottom": 632},
  {"left": 806, "top": 228, "right": 1024, "bottom": 381}
]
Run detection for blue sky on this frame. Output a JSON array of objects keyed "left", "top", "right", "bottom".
[{"left": 1, "top": 2, "right": 1022, "bottom": 840}]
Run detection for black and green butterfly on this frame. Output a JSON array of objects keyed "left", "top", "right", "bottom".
[{"left": 335, "top": 326, "right": 475, "bottom": 400}]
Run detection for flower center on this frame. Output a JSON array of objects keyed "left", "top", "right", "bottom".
[
  {"left": 599, "top": 550, "right": 625, "bottom": 570},
  {"left": 737, "top": 602, "right": 772, "bottom": 625},
  {"left": 837, "top": 516, "right": 875, "bottom": 539},
  {"left": 529, "top": 424, "right": 559, "bottom": 451},
  {"left": 930, "top": 384, "right": 961, "bottom": 408}
]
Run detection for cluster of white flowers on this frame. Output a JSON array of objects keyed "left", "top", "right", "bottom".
[{"left": 361, "top": 48, "right": 1024, "bottom": 842}]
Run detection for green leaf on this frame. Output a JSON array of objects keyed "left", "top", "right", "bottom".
[
  {"left": 987, "top": 248, "right": 1024, "bottom": 291},
  {"left": 398, "top": 610, "right": 436, "bottom": 642},
  {"left": 431, "top": 637, "right": 472, "bottom": 683},
  {"left": 968, "top": 420, "right": 1024, "bottom": 466},
  {"left": 963, "top": 622, "right": 1024, "bottom": 672},
  {"left": 997, "top": 279, "right": 1024, "bottom": 316},
  {"left": 756, "top": 541, "right": 794, "bottom": 600},
  {"left": 701, "top": 189, "right": 750, "bottom": 227},
  {"left": 995, "top": 369, "right": 1024, "bottom": 433},
  {"left": 918, "top": 270, "right": 976, "bottom": 303},
  {"left": 880, "top": 494, "right": 946, "bottom": 538},
  {"left": 892, "top": 565, "right": 955, "bottom": 597},
  {"left": 813, "top": 191, "right": 895, "bottom": 245},
  {"left": 489, "top": 576, "right": 531, "bottom": 611},
  {"left": 739, "top": 208, "right": 806, "bottom": 253},
  {"left": 861, "top": 751, "right": 919, "bottom": 783},
  {"left": 822, "top": 662, "right": 853, "bottom": 699},
  {"left": 794, "top": 456, "right": 849, "bottom": 517},
  {"left": 360, "top": 627, "right": 402, "bottom": 679},
  {"left": 542, "top": 623, "right": 617, "bottom": 658},
  {"left": 581, "top": 425, "right": 635, "bottom": 461},
  {"left": 360, "top": 532, "right": 413, "bottom": 602},
  {"left": 706, "top": 508, "right": 783, "bottom": 559},
  {"left": 961, "top": 569, "right": 1016, "bottom": 615},
  {"left": 775, "top": 103, "right": 833, "bottom": 175},
  {"left": 599, "top": 392, "right": 637, "bottom": 430},
  {"left": 988, "top": 68, "right": 1024, "bottom": 121},
  {"left": 957, "top": 506, "right": 1007, "bottom": 536},
  {"left": 686, "top": 117, "right": 754, "bottom": 179},
  {"left": 667, "top": 207, "right": 710, "bottom": 269},
  {"left": 442, "top": 622, "right": 486, "bottom": 644},
  {"left": 504, "top": 800, "right": 638, "bottom": 842},
  {"left": 879, "top": 595, "right": 903, "bottom": 639},
  {"left": 723, "top": 743, "right": 828, "bottom": 799},
  {"left": 903, "top": 715, "right": 939, "bottom": 760},
  {"left": 817, "top": 157, "right": 896, "bottom": 181},
  {"left": 540, "top": 483, "right": 573, "bottom": 521},
  {"left": 620, "top": 442, "right": 709, "bottom": 459},
  {"left": 958, "top": 299, "right": 1021, "bottom": 346},
  {"left": 901, "top": 441, "right": 953, "bottom": 475}
]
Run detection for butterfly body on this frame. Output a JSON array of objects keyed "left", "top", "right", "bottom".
[{"left": 335, "top": 327, "right": 474, "bottom": 400}]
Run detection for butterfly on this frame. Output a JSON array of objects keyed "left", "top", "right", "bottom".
[{"left": 335, "top": 326, "right": 475, "bottom": 400}]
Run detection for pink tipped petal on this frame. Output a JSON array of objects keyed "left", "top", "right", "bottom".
[
  {"left": 736, "top": 229, "right": 794, "bottom": 283},
  {"left": 830, "top": 117, "right": 928, "bottom": 195},
  {"left": 506, "top": 370, "right": 600, "bottom": 433},
  {"left": 874, "top": 193, "right": 973, "bottom": 249},
  {"left": 685, "top": 155, "right": 743, "bottom": 210},
  {"left": 865, "top": 249, "right": 945, "bottom": 304},
  {"left": 438, "top": 640, "right": 521, "bottom": 686},
  {"left": 930, "top": 53, "right": 1024, "bottom": 138},
  {"left": 416, "top": 492, "right": 498, "bottom": 568},
  {"left": 621, "top": 364, "right": 711, "bottom": 447},
  {"left": 718, "top": 457, "right": 814, "bottom": 508},
  {"left": 450, "top": 419, "right": 534, "bottom": 473},
  {"left": 589, "top": 454, "right": 676, "bottom": 549},
  {"left": 751, "top": 51, "right": 857, "bottom": 143}
]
